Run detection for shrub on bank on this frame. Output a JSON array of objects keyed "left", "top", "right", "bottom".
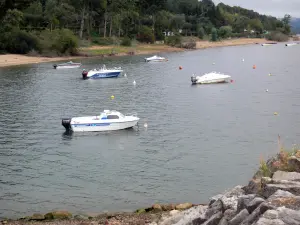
[
  {"left": 165, "top": 34, "right": 182, "bottom": 47},
  {"left": 38, "top": 29, "right": 79, "bottom": 56},
  {"left": 121, "top": 37, "right": 132, "bottom": 46},
  {"left": 137, "top": 26, "right": 155, "bottom": 44},
  {"left": 266, "top": 31, "right": 289, "bottom": 42},
  {"left": 0, "top": 29, "right": 40, "bottom": 54}
]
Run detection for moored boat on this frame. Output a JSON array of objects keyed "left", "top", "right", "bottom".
[
  {"left": 53, "top": 61, "right": 81, "bottom": 69},
  {"left": 191, "top": 72, "right": 231, "bottom": 85},
  {"left": 285, "top": 43, "right": 299, "bottom": 47},
  {"left": 144, "top": 55, "right": 167, "bottom": 62},
  {"left": 62, "top": 110, "right": 139, "bottom": 132},
  {"left": 261, "top": 43, "right": 277, "bottom": 46},
  {"left": 82, "top": 65, "right": 123, "bottom": 79}
]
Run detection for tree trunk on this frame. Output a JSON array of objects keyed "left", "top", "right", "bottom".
[
  {"left": 104, "top": 11, "right": 108, "bottom": 38},
  {"left": 79, "top": 4, "right": 86, "bottom": 39},
  {"left": 109, "top": 16, "right": 113, "bottom": 37}
]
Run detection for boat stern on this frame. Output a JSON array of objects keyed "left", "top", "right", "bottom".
[
  {"left": 62, "top": 118, "right": 72, "bottom": 131},
  {"left": 191, "top": 75, "right": 198, "bottom": 84}
]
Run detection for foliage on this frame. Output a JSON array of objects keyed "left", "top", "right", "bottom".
[
  {"left": 137, "top": 26, "right": 155, "bottom": 43},
  {"left": 266, "top": 31, "right": 289, "bottom": 42},
  {"left": 121, "top": 37, "right": 132, "bottom": 46},
  {"left": 211, "top": 27, "right": 218, "bottom": 41},
  {"left": 39, "top": 29, "right": 78, "bottom": 55},
  {"left": 259, "top": 158, "right": 272, "bottom": 178},
  {"left": 218, "top": 26, "right": 232, "bottom": 39},
  {"left": 165, "top": 34, "right": 182, "bottom": 47},
  {"left": 0, "top": 29, "right": 40, "bottom": 54},
  {"left": 0, "top": 0, "right": 292, "bottom": 53}
]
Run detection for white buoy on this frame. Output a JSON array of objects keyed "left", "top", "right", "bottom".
[
  {"left": 212, "top": 62, "right": 215, "bottom": 65},
  {"left": 266, "top": 89, "right": 269, "bottom": 92},
  {"left": 133, "top": 80, "right": 136, "bottom": 85},
  {"left": 144, "top": 123, "right": 148, "bottom": 128},
  {"left": 124, "top": 73, "right": 127, "bottom": 77},
  {"left": 242, "top": 59, "right": 245, "bottom": 62}
]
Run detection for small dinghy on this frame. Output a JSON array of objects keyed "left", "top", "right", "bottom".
[
  {"left": 62, "top": 110, "right": 139, "bottom": 132},
  {"left": 144, "top": 55, "right": 167, "bottom": 62},
  {"left": 53, "top": 61, "right": 81, "bottom": 69},
  {"left": 82, "top": 65, "right": 123, "bottom": 79},
  {"left": 191, "top": 72, "right": 231, "bottom": 85},
  {"left": 285, "top": 43, "right": 299, "bottom": 47},
  {"left": 261, "top": 43, "right": 277, "bottom": 46}
]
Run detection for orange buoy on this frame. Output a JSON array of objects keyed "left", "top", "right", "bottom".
[
  {"left": 253, "top": 65, "right": 256, "bottom": 69},
  {"left": 179, "top": 66, "right": 182, "bottom": 70}
]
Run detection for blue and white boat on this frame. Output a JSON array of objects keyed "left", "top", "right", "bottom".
[
  {"left": 62, "top": 110, "right": 139, "bottom": 132},
  {"left": 82, "top": 65, "right": 123, "bottom": 79}
]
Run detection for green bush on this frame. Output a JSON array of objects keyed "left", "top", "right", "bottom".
[
  {"left": 0, "top": 29, "right": 40, "bottom": 54},
  {"left": 91, "top": 37, "right": 115, "bottom": 45},
  {"left": 218, "top": 26, "right": 232, "bottom": 39},
  {"left": 165, "top": 34, "right": 182, "bottom": 47},
  {"left": 121, "top": 37, "right": 132, "bottom": 46},
  {"left": 266, "top": 31, "right": 289, "bottom": 42},
  {"left": 39, "top": 29, "right": 78, "bottom": 55},
  {"left": 211, "top": 28, "right": 218, "bottom": 42},
  {"left": 137, "top": 26, "right": 155, "bottom": 43}
]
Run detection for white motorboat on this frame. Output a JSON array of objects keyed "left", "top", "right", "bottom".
[
  {"left": 53, "top": 61, "right": 81, "bottom": 69},
  {"left": 261, "top": 43, "right": 277, "bottom": 46},
  {"left": 191, "top": 72, "right": 231, "bottom": 84},
  {"left": 285, "top": 43, "right": 299, "bottom": 47},
  {"left": 62, "top": 110, "right": 139, "bottom": 132},
  {"left": 82, "top": 65, "right": 123, "bottom": 79},
  {"left": 144, "top": 55, "right": 167, "bottom": 62}
]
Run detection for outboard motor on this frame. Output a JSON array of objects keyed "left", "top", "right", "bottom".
[
  {"left": 62, "top": 118, "right": 71, "bottom": 131},
  {"left": 191, "top": 75, "right": 197, "bottom": 84},
  {"left": 53, "top": 64, "right": 57, "bottom": 69},
  {"left": 82, "top": 70, "right": 88, "bottom": 79}
]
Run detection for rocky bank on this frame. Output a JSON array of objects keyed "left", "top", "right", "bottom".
[{"left": 2, "top": 149, "right": 300, "bottom": 225}]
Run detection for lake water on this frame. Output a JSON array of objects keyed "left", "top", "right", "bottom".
[{"left": 1, "top": 44, "right": 300, "bottom": 218}]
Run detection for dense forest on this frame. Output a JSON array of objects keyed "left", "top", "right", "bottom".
[{"left": 0, "top": 0, "right": 292, "bottom": 55}]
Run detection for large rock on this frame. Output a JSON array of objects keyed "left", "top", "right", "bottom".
[
  {"left": 246, "top": 197, "right": 265, "bottom": 213},
  {"left": 159, "top": 205, "right": 208, "bottom": 225},
  {"left": 205, "top": 200, "right": 224, "bottom": 219},
  {"left": 268, "top": 190, "right": 295, "bottom": 201},
  {"left": 152, "top": 204, "right": 163, "bottom": 211},
  {"left": 255, "top": 218, "right": 286, "bottom": 225},
  {"left": 29, "top": 214, "right": 45, "bottom": 221},
  {"left": 218, "top": 218, "right": 229, "bottom": 225},
  {"left": 228, "top": 209, "right": 249, "bottom": 225},
  {"left": 262, "top": 180, "right": 300, "bottom": 198},
  {"left": 191, "top": 217, "right": 206, "bottom": 225},
  {"left": 273, "top": 171, "right": 300, "bottom": 181},
  {"left": 288, "top": 156, "right": 300, "bottom": 172},
  {"left": 202, "top": 212, "right": 223, "bottom": 225},
  {"left": 243, "top": 179, "right": 261, "bottom": 195},
  {"left": 240, "top": 203, "right": 274, "bottom": 225},
  {"left": 277, "top": 207, "right": 300, "bottom": 225},
  {"left": 237, "top": 194, "right": 257, "bottom": 213},
  {"left": 212, "top": 186, "right": 245, "bottom": 211},
  {"left": 44, "top": 211, "right": 72, "bottom": 220},
  {"left": 223, "top": 209, "right": 236, "bottom": 221},
  {"left": 268, "top": 197, "right": 300, "bottom": 210},
  {"left": 175, "top": 203, "right": 193, "bottom": 211}
]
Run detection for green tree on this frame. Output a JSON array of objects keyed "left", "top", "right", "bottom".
[
  {"left": 218, "top": 25, "right": 232, "bottom": 38},
  {"left": 211, "top": 27, "right": 217, "bottom": 41}
]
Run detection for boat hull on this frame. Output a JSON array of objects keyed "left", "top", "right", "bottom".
[
  {"left": 88, "top": 72, "right": 121, "bottom": 79},
  {"left": 70, "top": 120, "right": 139, "bottom": 132},
  {"left": 192, "top": 78, "right": 230, "bottom": 84}
]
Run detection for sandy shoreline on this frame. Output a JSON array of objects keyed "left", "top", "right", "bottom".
[{"left": 0, "top": 38, "right": 271, "bottom": 68}]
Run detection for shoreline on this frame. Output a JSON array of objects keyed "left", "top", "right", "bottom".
[{"left": 0, "top": 38, "right": 272, "bottom": 68}]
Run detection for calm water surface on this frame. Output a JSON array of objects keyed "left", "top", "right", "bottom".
[{"left": 1, "top": 44, "right": 300, "bottom": 218}]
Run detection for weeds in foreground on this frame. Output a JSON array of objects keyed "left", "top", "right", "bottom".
[{"left": 257, "top": 135, "right": 300, "bottom": 178}]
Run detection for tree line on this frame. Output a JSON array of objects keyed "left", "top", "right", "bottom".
[{"left": 0, "top": 0, "right": 292, "bottom": 55}]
